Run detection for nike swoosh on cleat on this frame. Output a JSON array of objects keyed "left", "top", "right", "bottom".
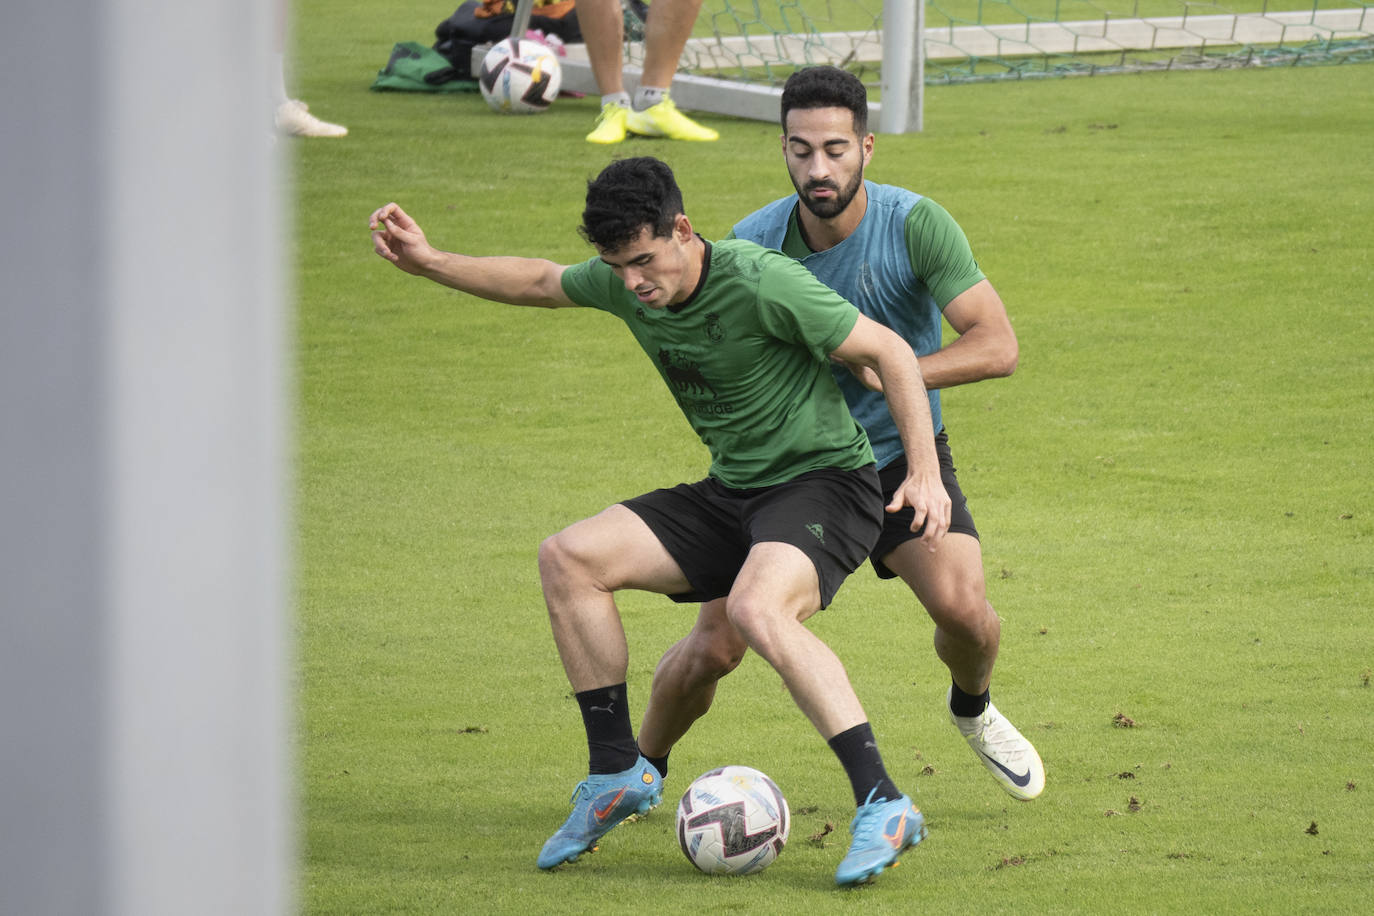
[
  {"left": 593, "top": 788, "right": 627, "bottom": 822},
  {"left": 979, "top": 751, "right": 1033, "bottom": 787},
  {"left": 882, "top": 811, "right": 907, "bottom": 848}
]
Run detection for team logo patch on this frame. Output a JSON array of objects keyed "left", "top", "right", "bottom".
[{"left": 705, "top": 312, "right": 725, "bottom": 342}]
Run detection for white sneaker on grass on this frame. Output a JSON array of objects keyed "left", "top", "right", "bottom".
[
  {"left": 949, "top": 688, "right": 1045, "bottom": 800},
  {"left": 275, "top": 99, "right": 347, "bottom": 138}
]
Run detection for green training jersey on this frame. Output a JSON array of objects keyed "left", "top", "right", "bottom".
[{"left": 560, "top": 238, "right": 873, "bottom": 489}]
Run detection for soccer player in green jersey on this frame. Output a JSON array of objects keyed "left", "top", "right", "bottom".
[
  {"left": 370, "top": 156, "right": 949, "bottom": 885},
  {"left": 636, "top": 66, "right": 1046, "bottom": 809}
]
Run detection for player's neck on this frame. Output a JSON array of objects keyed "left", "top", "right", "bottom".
[
  {"left": 667, "top": 233, "right": 708, "bottom": 308},
  {"left": 797, "top": 184, "right": 867, "bottom": 253}
]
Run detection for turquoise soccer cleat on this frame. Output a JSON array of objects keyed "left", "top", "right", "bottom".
[
  {"left": 537, "top": 756, "right": 663, "bottom": 869},
  {"left": 834, "top": 789, "right": 925, "bottom": 886}
]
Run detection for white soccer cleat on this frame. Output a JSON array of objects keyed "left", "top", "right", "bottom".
[
  {"left": 949, "top": 688, "right": 1045, "bottom": 800},
  {"left": 275, "top": 99, "right": 348, "bottom": 138}
]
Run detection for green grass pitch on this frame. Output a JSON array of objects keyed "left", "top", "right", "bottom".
[{"left": 294, "top": 2, "right": 1373, "bottom": 912}]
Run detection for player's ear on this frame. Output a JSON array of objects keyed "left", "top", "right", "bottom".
[
  {"left": 674, "top": 212, "right": 694, "bottom": 242},
  {"left": 862, "top": 132, "right": 875, "bottom": 166}
]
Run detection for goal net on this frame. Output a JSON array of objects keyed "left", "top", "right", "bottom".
[
  {"left": 921, "top": 0, "right": 1374, "bottom": 82},
  {"left": 554, "top": 1, "right": 1373, "bottom": 130}
]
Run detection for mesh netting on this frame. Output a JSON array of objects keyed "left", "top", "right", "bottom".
[{"left": 621, "top": 0, "right": 1373, "bottom": 88}]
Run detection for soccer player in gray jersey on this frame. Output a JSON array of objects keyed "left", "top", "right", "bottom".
[
  {"left": 637, "top": 66, "right": 1046, "bottom": 806},
  {"left": 370, "top": 156, "right": 950, "bottom": 885}
]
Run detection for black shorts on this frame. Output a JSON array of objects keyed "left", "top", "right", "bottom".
[
  {"left": 870, "top": 430, "right": 979, "bottom": 579},
  {"left": 621, "top": 464, "right": 883, "bottom": 609}
]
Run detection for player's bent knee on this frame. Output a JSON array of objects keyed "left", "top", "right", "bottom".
[
  {"left": 722, "top": 596, "right": 788, "bottom": 655},
  {"left": 931, "top": 596, "right": 999, "bottom": 649},
  {"left": 537, "top": 529, "right": 600, "bottom": 591},
  {"left": 686, "top": 630, "right": 746, "bottom": 679},
  {"left": 536, "top": 531, "right": 567, "bottom": 578}
]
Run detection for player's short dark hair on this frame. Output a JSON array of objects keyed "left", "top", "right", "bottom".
[
  {"left": 780, "top": 66, "right": 869, "bottom": 137},
  {"left": 580, "top": 157, "right": 685, "bottom": 252}
]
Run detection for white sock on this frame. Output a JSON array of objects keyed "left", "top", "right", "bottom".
[
  {"left": 601, "top": 92, "right": 631, "bottom": 110},
  {"left": 632, "top": 86, "right": 667, "bottom": 111}
]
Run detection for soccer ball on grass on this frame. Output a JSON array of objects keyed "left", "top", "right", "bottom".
[
  {"left": 676, "top": 766, "right": 790, "bottom": 875},
  {"left": 478, "top": 38, "right": 561, "bottom": 114}
]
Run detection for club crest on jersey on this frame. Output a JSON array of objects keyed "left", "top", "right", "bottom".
[
  {"left": 705, "top": 312, "right": 725, "bottom": 342},
  {"left": 658, "top": 348, "right": 718, "bottom": 399}
]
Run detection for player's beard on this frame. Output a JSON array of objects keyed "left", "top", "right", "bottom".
[{"left": 794, "top": 168, "right": 864, "bottom": 220}]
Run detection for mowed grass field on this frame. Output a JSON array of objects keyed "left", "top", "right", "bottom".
[{"left": 294, "top": 2, "right": 1373, "bottom": 912}]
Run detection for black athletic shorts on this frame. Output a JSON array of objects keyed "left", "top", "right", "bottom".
[
  {"left": 870, "top": 430, "right": 979, "bottom": 579},
  {"left": 621, "top": 464, "right": 883, "bottom": 609}
]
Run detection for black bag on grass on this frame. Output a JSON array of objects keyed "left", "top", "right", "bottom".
[{"left": 433, "top": 1, "right": 583, "bottom": 78}]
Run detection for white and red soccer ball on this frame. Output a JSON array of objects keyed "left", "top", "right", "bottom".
[
  {"left": 478, "top": 38, "right": 562, "bottom": 114},
  {"left": 676, "top": 766, "right": 790, "bottom": 875}
]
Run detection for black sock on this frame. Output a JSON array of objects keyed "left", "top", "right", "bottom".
[
  {"left": 949, "top": 680, "right": 991, "bottom": 718},
  {"left": 827, "top": 722, "right": 900, "bottom": 806},
  {"left": 575, "top": 684, "right": 639, "bottom": 775},
  {"left": 639, "top": 747, "right": 669, "bottom": 781}
]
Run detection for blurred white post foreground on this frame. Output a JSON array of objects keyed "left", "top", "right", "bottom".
[{"left": 0, "top": 1, "right": 291, "bottom": 914}]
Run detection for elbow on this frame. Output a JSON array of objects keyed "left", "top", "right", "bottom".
[
  {"left": 989, "top": 325, "right": 1020, "bottom": 378},
  {"left": 994, "top": 340, "right": 1019, "bottom": 378}
]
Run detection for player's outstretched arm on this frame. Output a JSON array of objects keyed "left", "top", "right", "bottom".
[
  {"left": 369, "top": 202, "right": 574, "bottom": 309},
  {"left": 830, "top": 313, "right": 951, "bottom": 549}
]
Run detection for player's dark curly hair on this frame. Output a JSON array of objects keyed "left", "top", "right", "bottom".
[
  {"left": 580, "top": 157, "right": 684, "bottom": 252},
  {"left": 780, "top": 66, "right": 869, "bottom": 137}
]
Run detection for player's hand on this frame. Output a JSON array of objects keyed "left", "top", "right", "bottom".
[
  {"left": 886, "top": 471, "right": 951, "bottom": 551},
  {"left": 369, "top": 202, "right": 436, "bottom": 276}
]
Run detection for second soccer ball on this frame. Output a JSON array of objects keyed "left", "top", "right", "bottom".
[{"left": 478, "top": 38, "right": 561, "bottom": 114}]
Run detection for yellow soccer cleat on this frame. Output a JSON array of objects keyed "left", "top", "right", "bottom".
[
  {"left": 626, "top": 94, "right": 718, "bottom": 142},
  {"left": 586, "top": 101, "right": 630, "bottom": 144}
]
